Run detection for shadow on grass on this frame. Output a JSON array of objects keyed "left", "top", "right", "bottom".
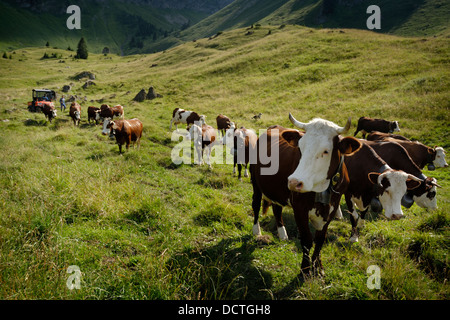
[{"left": 166, "top": 235, "right": 274, "bottom": 299}]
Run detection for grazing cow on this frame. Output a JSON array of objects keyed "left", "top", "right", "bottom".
[
  {"left": 344, "top": 142, "right": 423, "bottom": 242},
  {"left": 251, "top": 115, "right": 361, "bottom": 275},
  {"left": 216, "top": 114, "right": 233, "bottom": 136},
  {"left": 170, "top": 108, "right": 206, "bottom": 132},
  {"left": 222, "top": 125, "right": 257, "bottom": 180},
  {"left": 366, "top": 131, "right": 410, "bottom": 142},
  {"left": 107, "top": 118, "right": 143, "bottom": 154},
  {"left": 364, "top": 140, "right": 440, "bottom": 209},
  {"left": 380, "top": 139, "right": 448, "bottom": 170},
  {"left": 187, "top": 123, "right": 217, "bottom": 168},
  {"left": 42, "top": 104, "right": 57, "bottom": 123},
  {"left": 97, "top": 104, "right": 124, "bottom": 121},
  {"left": 87, "top": 106, "right": 101, "bottom": 125},
  {"left": 354, "top": 117, "right": 400, "bottom": 138},
  {"left": 69, "top": 102, "right": 81, "bottom": 126}
]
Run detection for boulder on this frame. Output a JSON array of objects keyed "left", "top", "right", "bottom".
[
  {"left": 133, "top": 89, "right": 147, "bottom": 102},
  {"left": 146, "top": 86, "right": 163, "bottom": 100}
]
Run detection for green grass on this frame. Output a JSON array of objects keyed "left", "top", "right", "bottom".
[{"left": 0, "top": 25, "right": 448, "bottom": 299}]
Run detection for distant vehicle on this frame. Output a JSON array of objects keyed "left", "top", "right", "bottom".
[{"left": 27, "top": 89, "right": 56, "bottom": 112}]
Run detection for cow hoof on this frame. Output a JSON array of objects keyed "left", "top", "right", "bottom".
[
  {"left": 252, "top": 223, "right": 261, "bottom": 236},
  {"left": 277, "top": 226, "right": 288, "bottom": 240},
  {"left": 349, "top": 235, "right": 359, "bottom": 243}
]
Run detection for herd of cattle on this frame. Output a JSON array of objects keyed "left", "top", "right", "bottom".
[{"left": 41, "top": 102, "right": 447, "bottom": 275}]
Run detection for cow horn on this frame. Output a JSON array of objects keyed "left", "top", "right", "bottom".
[
  {"left": 336, "top": 117, "right": 352, "bottom": 134},
  {"left": 289, "top": 113, "right": 307, "bottom": 129},
  {"left": 431, "top": 180, "right": 442, "bottom": 188},
  {"left": 407, "top": 174, "right": 423, "bottom": 182}
]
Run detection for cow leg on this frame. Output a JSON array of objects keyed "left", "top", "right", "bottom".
[
  {"left": 272, "top": 204, "right": 288, "bottom": 240},
  {"left": 243, "top": 163, "right": 249, "bottom": 177},
  {"left": 311, "top": 226, "right": 328, "bottom": 276},
  {"left": 345, "top": 194, "right": 361, "bottom": 242},
  {"left": 251, "top": 181, "right": 263, "bottom": 237},
  {"left": 237, "top": 164, "right": 242, "bottom": 180},
  {"left": 119, "top": 144, "right": 123, "bottom": 154},
  {"left": 295, "top": 210, "right": 313, "bottom": 275}
]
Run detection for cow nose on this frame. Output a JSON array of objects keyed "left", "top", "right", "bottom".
[
  {"left": 391, "top": 214, "right": 404, "bottom": 221},
  {"left": 288, "top": 179, "right": 303, "bottom": 192}
]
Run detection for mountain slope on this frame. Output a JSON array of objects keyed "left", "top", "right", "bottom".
[
  {"left": 179, "top": 0, "right": 450, "bottom": 42},
  {"left": 0, "top": 0, "right": 233, "bottom": 54}
]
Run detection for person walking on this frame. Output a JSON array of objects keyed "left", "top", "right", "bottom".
[{"left": 60, "top": 95, "right": 66, "bottom": 112}]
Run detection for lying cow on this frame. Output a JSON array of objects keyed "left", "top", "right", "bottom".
[
  {"left": 106, "top": 118, "right": 143, "bottom": 154},
  {"left": 69, "top": 102, "right": 81, "bottom": 126},
  {"left": 97, "top": 104, "right": 124, "bottom": 122},
  {"left": 87, "top": 106, "right": 100, "bottom": 125},
  {"left": 366, "top": 131, "right": 410, "bottom": 142},
  {"left": 222, "top": 125, "right": 257, "bottom": 180},
  {"left": 344, "top": 142, "right": 423, "bottom": 242},
  {"left": 43, "top": 104, "right": 57, "bottom": 123},
  {"left": 364, "top": 140, "right": 440, "bottom": 209},
  {"left": 251, "top": 115, "right": 361, "bottom": 275},
  {"left": 187, "top": 123, "right": 217, "bottom": 168},
  {"left": 170, "top": 108, "right": 206, "bottom": 132},
  {"left": 354, "top": 117, "right": 399, "bottom": 138},
  {"left": 216, "top": 114, "right": 233, "bottom": 136}
]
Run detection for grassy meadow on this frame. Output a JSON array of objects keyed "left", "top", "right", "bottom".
[{"left": 0, "top": 25, "right": 448, "bottom": 300}]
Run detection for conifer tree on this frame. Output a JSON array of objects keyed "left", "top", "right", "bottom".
[{"left": 75, "top": 37, "right": 88, "bottom": 59}]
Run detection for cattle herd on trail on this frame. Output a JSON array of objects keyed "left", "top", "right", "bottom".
[{"left": 38, "top": 102, "right": 447, "bottom": 276}]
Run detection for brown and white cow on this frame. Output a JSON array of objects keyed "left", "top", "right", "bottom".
[
  {"left": 216, "top": 114, "right": 233, "bottom": 136},
  {"left": 366, "top": 131, "right": 410, "bottom": 142},
  {"left": 251, "top": 115, "right": 361, "bottom": 275},
  {"left": 354, "top": 117, "right": 400, "bottom": 138},
  {"left": 96, "top": 104, "right": 124, "bottom": 122},
  {"left": 106, "top": 118, "right": 143, "bottom": 154},
  {"left": 187, "top": 123, "right": 217, "bottom": 168},
  {"left": 69, "top": 102, "right": 81, "bottom": 126},
  {"left": 364, "top": 140, "right": 440, "bottom": 209},
  {"left": 344, "top": 142, "right": 423, "bottom": 242},
  {"left": 42, "top": 104, "right": 57, "bottom": 123},
  {"left": 222, "top": 125, "right": 257, "bottom": 180},
  {"left": 87, "top": 106, "right": 101, "bottom": 125},
  {"left": 170, "top": 108, "right": 206, "bottom": 132},
  {"left": 381, "top": 139, "right": 447, "bottom": 170}
]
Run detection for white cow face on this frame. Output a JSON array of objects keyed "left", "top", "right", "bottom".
[
  {"left": 285, "top": 115, "right": 360, "bottom": 193},
  {"left": 393, "top": 121, "right": 400, "bottom": 132},
  {"left": 369, "top": 171, "right": 422, "bottom": 220},
  {"left": 52, "top": 109, "right": 57, "bottom": 118},
  {"left": 414, "top": 178, "right": 438, "bottom": 209},
  {"left": 433, "top": 147, "right": 448, "bottom": 168},
  {"left": 95, "top": 110, "right": 101, "bottom": 121},
  {"left": 102, "top": 118, "right": 112, "bottom": 135},
  {"left": 222, "top": 123, "right": 236, "bottom": 147}
]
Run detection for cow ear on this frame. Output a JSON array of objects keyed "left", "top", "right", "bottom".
[
  {"left": 281, "top": 130, "right": 302, "bottom": 147},
  {"left": 428, "top": 147, "right": 435, "bottom": 154},
  {"left": 338, "top": 136, "right": 361, "bottom": 155},
  {"left": 368, "top": 172, "right": 380, "bottom": 185},
  {"left": 406, "top": 178, "right": 421, "bottom": 190}
]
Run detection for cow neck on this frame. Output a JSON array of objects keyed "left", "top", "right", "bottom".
[{"left": 315, "top": 152, "right": 345, "bottom": 205}]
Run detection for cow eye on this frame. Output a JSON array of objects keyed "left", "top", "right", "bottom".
[{"left": 323, "top": 150, "right": 329, "bottom": 155}]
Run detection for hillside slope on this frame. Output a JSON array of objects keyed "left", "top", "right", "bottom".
[
  {"left": 0, "top": 26, "right": 448, "bottom": 299},
  {"left": 0, "top": 0, "right": 233, "bottom": 54},
  {"left": 179, "top": 0, "right": 450, "bottom": 41}
]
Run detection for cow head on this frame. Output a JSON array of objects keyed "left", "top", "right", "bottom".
[
  {"left": 102, "top": 118, "right": 114, "bottom": 137},
  {"left": 52, "top": 109, "right": 57, "bottom": 118},
  {"left": 94, "top": 110, "right": 101, "bottom": 121},
  {"left": 412, "top": 177, "right": 440, "bottom": 209},
  {"left": 368, "top": 170, "right": 422, "bottom": 220},
  {"left": 391, "top": 121, "right": 400, "bottom": 132},
  {"left": 222, "top": 123, "right": 236, "bottom": 148},
  {"left": 199, "top": 115, "right": 206, "bottom": 125},
  {"left": 74, "top": 111, "right": 80, "bottom": 121},
  {"left": 432, "top": 147, "right": 448, "bottom": 168},
  {"left": 285, "top": 114, "right": 361, "bottom": 193}
]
